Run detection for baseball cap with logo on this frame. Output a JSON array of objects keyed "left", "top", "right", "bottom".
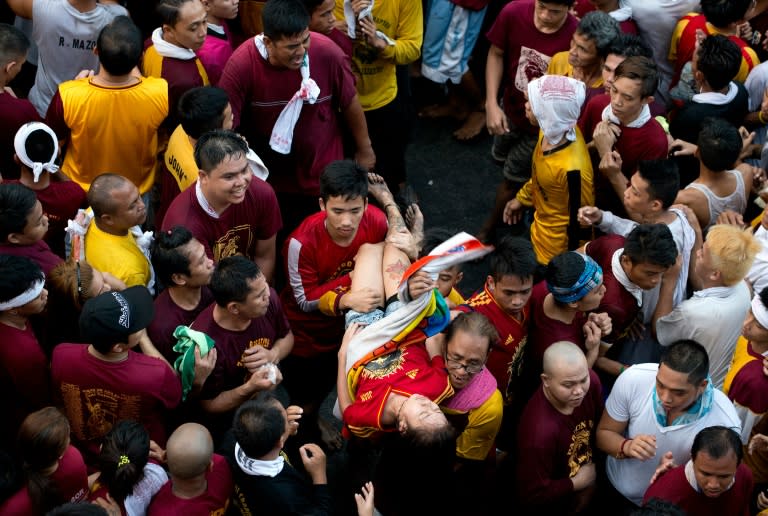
[{"left": 79, "top": 286, "right": 155, "bottom": 347}]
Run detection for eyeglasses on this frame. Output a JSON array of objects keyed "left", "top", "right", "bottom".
[{"left": 445, "top": 356, "right": 484, "bottom": 375}]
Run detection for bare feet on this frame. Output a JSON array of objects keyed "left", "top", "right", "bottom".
[
  {"left": 418, "top": 103, "right": 467, "bottom": 120},
  {"left": 317, "top": 415, "right": 343, "bottom": 452},
  {"left": 453, "top": 110, "right": 486, "bottom": 141},
  {"left": 367, "top": 173, "right": 395, "bottom": 206},
  {"left": 405, "top": 204, "right": 424, "bottom": 250}
]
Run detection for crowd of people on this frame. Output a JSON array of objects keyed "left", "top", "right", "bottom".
[{"left": 5, "top": 0, "right": 768, "bottom": 514}]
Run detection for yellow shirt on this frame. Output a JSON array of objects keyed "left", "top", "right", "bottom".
[
  {"left": 547, "top": 52, "right": 604, "bottom": 91},
  {"left": 443, "top": 389, "right": 503, "bottom": 461},
  {"left": 165, "top": 125, "right": 198, "bottom": 192},
  {"left": 517, "top": 129, "right": 594, "bottom": 264},
  {"left": 58, "top": 76, "right": 168, "bottom": 194},
  {"left": 85, "top": 221, "right": 151, "bottom": 287},
  {"left": 334, "top": 0, "right": 423, "bottom": 110}
]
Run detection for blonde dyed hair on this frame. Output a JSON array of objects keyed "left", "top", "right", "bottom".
[{"left": 706, "top": 225, "right": 761, "bottom": 286}]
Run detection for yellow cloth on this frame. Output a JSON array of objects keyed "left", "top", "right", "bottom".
[
  {"left": 444, "top": 388, "right": 503, "bottom": 461},
  {"left": 447, "top": 287, "right": 465, "bottom": 307},
  {"left": 58, "top": 77, "right": 168, "bottom": 194},
  {"left": 546, "top": 52, "right": 604, "bottom": 90},
  {"left": 723, "top": 336, "right": 752, "bottom": 396},
  {"left": 85, "top": 221, "right": 151, "bottom": 287},
  {"left": 141, "top": 45, "right": 210, "bottom": 87},
  {"left": 516, "top": 129, "right": 594, "bottom": 264},
  {"left": 334, "top": 0, "right": 423, "bottom": 110},
  {"left": 668, "top": 15, "right": 758, "bottom": 84},
  {"left": 165, "top": 125, "right": 198, "bottom": 192}
]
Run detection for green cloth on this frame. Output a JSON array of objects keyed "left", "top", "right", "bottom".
[{"left": 172, "top": 325, "right": 215, "bottom": 401}]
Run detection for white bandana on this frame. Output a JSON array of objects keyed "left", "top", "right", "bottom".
[
  {"left": 692, "top": 82, "right": 738, "bottom": 105},
  {"left": 151, "top": 27, "right": 197, "bottom": 60},
  {"left": 254, "top": 34, "right": 319, "bottom": 155},
  {"left": 343, "top": 0, "right": 395, "bottom": 45},
  {"left": 0, "top": 279, "right": 44, "bottom": 311},
  {"left": 235, "top": 442, "right": 284, "bottom": 477},
  {"left": 601, "top": 103, "right": 651, "bottom": 129},
  {"left": 752, "top": 293, "right": 768, "bottom": 330},
  {"left": 14, "top": 122, "right": 59, "bottom": 182},
  {"left": 611, "top": 248, "right": 643, "bottom": 306},
  {"left": 527, "top": 75, "right": 585, "bottom": 146}
]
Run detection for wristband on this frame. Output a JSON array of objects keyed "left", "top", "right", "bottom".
[
  {"left": 616, "top": 438, "right": 631, "bottom": 459},
  {"left": 760, "top": 111, "right": 766, "bottom": 125}
]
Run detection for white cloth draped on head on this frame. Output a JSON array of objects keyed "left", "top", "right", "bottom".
[
  {"left": 752, "top": 293, "right": 768, "bottom": 330},
  {"left": 526, "top": 75, "right": 586, "bottom": 146},
  {"left": 14, "top": 121, "right": 59, "bottom": 183},
  {"left": 254, "top": 34, "right": 320, "bottom": 155}
]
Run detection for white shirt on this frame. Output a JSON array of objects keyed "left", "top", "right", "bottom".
[
  {"left": 747, "top": 225, "right": 768, "bottom": 297},
  {"left": 605, "top": 363, "right": 740, "bottom": 506}
]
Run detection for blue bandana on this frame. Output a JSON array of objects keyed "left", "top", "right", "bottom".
[
  {"left": 652, "top": 376, "right": 714, "bottom": 427},
  {"left": 547, "top": 253, "right": 603, "bottom": 303}
]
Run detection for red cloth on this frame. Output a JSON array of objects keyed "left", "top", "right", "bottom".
[
  {"left": 728, "top": 346, "right": 768, "bottom": 415},
  {"left": 586, "top": 234, "right": 639, "bottom": 340},
  {"left": 457, "top": 282, "right": 529, "bottom": 402},
  {"left": 220, "top": 32, "right": 358, "bottom": 196},
  {"left": 0, "top": 445, "right": 88, "bottom": 514},
  {"left": 486, "top": 0, "right": 577, "bottom": 134},
  {"left": 280, "top": 207, "right": 387, "bottom": 358},
  {"left": 197, "top": 26, "right": 234, "bottom": 86},
  {"left": 147, "top": 453, "right": 233, "bottom": 515},
  {"left": 146, "top": 286, "right": 215, "bottom": 362},
  {"left": 0, "top": 323, "right": 51, "bottom": 446},
  {"left": 326, "top": 27, "right": 353, "bottom": 60},
  {"left": 0, "top": 92, "right": 41, "bottom": 180},
  {"left": 161, "top": 177, "right": 282, "bottom": 262},
  {"left": 643, "top": 462, "right": 753, "bottom": 516},
  {"left": 517, "top": 369, "right": 603, "bottom": 511},
  {"left": 0, "top": 240, "right": 63, "bottom": 278},
  {"left": 191, "top": 288, "right": 290, "bottom": 402},
  {"left": 450, "top": 0, "right": 490, "bottom": 11},
  {"left": 51, "top": 344, "right": 182, "bottom": 464},
  {"left": 343, "top": 336, "right": 453, "bottom": 439}
]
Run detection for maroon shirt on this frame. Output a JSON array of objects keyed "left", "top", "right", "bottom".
[
  {"left": 517, "top": 369, "right": 603, "bottom": 511},
  {"left": 586, "top": 234, "right": 640, "bottom": 340},
  {"left": 0, "top": 240, "right": 63, "bottom": 278},
  {"left": 147, "top": 286, "right": 215, "bottom": 362},
  {"left": 0, "top": 323, "right": 51, "bottom": 446},
  {"left": 0, "top": 92, "right": 41, "bottom": 180},
  {"left": 147, "top": 453, "right": 233, "bottom": 515},
  {"left": 326, "top": 27, "right": 353, "bottom": 60},
  {"left": 643, "top": 462, "right": 753, "bottom": 516}
]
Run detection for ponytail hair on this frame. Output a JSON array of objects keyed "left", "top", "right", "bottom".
[
  {"left": 17, "top": 407, "right": 71, "bottom": 513},
  {"left": 97, "top": 420, "right": 150, "bottom": 504}
]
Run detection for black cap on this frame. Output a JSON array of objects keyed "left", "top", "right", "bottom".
[{"left": 79, "top": 286, "right": 154, "bottom": 346}]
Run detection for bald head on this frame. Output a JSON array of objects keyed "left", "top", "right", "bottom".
[
  {"left": 543, "top": 341, "right": 588, "bottom": 377},
  {"left": 166, "top": 423, "right": 213, "bottom": 479},
  {"left": 88, "top": 173, "right": 132, "bottom": 217}
]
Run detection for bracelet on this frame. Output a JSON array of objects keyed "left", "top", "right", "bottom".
[
  {"left": 760, "top": 111, "right": 767, "bottom": 125},
  {"left": 616, "top": 438, "right": 631, "bottom": 459}
]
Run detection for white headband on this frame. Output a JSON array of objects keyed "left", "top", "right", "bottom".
[
  {"left": 752, "top": 294, "right": 768, "bottom": 330},
  {"left": 14, "top": 122, "right": 59, "bottom": 183},
  {"left": 0, "top": 279, "right": 45, "bottom": 311}
]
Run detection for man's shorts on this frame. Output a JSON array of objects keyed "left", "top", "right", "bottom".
[
  {"left": 491, "top": 128, "right": 538, "bottom": 184},
  {"left": 344, "top": 299, "right": 404, "bottom": 329}
]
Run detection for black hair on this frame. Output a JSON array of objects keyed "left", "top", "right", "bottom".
[
  {"left": 545, "top": 251, "right": 589, "bottom": 305},
  {"left": 606, "top": 33, "right": 652, "bottom": 59},
  {"left": 319, "top": 160, "right": 369, "bottom": 203},
  {"left": 262, "top": 0, "right": 310, "bottom": 40},
  {"left": 233, "top": 394, "right": 285, "bottom": 458},
  {"left": 691, "top": 426, "right": 743, "bottom": 463},
  {"left": 0, "top": 255, "right": 44, "bottom": 305},
  {"left": 696, "top": 117, "right": 742, "bottom": 172},
  {"left": 23, "top": 127, "right": 57, "bottom": 165},
  {"left": 488, "top": 235, "right": 539, "bottom": 282},
  {"left": 696, "top": 34, "right": 742, "bottom": 91},
  {"left": 701, "top": 0, "right": 752, "bottom": 28},
  {"left": 629, "top": 498, "right": 687, "bottom": 516},
  {"left": 636, "top": 160, "right": 680, "bottom": 210},
  {"left": 178, "top": 86, "right": 230, "bottom": 139},
  {"left": 760, "top": 286, "right": 768, "bottom": 316},
  {"left": 660, "top": 339, "right": 709, "bottom": 386},
  {"left": 300, "top": 0, "right": 327, "bottom": 12},
  {"left": 576, "top": 11, "right": 620, "bottom": 58},
  {"left": 151, "top": 226, "right": 195, "bottom": 288},
  {"left": 97, "top": 16, "right": 142, "bottom": 76},
  {"left": 614, "top": 56, "right": 658, "bottom": 98},
  {"left": 157, "top": 0, "right": 197, "bottom": 27},
  {"left": 622, "top": 224, "right": 678, "bottom": 268},
  {"left": 444, "top": 312, "right": 498, "bottom": 355},
  {"left": 97, "top": 420, "right": 150, "bottom": 504},
  {"left": 0, "top": 23, "right": 30, "bottom": 65},
  {"left": 46, "top": 503, "right": 109, "bottom": 516},
  {"left": 0, "top": 183, "right": 38, "bottom": 241},
  {"left": 210, "top": 255, "right": 262, "bottom": 306},
  {"left": 194, "top": 129, "right": 249, "bottom": 172}
]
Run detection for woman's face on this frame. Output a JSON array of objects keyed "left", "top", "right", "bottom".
[{"left": 89, "top": 268, "right": 112, "bottom": 298}]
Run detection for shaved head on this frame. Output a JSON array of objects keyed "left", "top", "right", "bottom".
[
  {"left": 166, "top": 423, "right": 213, "bottom": 479},
  {"left": 543, "top": 341, "right": 588, "bottom": 377}
]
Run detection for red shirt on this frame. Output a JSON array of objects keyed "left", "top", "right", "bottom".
[
  {"left": 0, "top": 240, "right": 63, "bottom": 278},
  {"left": 486, "top": 0, "right": 578, "bottom": 133},
  {"left": 458, "top": 282, "right": 529, "bottom": 402},
  {"left": 0, "top": 92, "right": 41, "bottom": 180},
  {"left": 0, "top": 445, "right": 88, "bottom": 514},
  {"left": 281, "top": 207, "right": 387, "bottom": 358},
  {"left": 161, "top": 178, "right": 282, "bottom": 262},
  {"left": 728, "top": 346, "right": 768, "bottom": 415},
  {"left": 147, "top": 453, "right": 233, "bottom": 516},
  {"left": 147, "top": 286, "right": 215, "bottom": 362}
]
